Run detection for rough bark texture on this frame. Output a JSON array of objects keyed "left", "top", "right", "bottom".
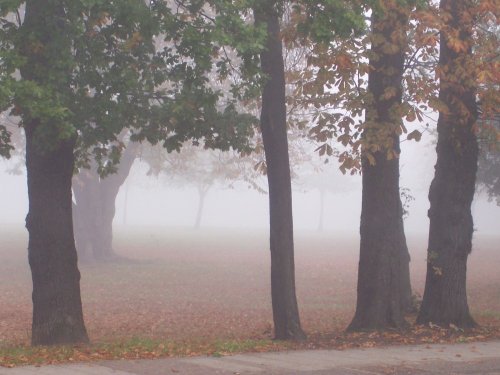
[
  {"left": 417, "top": 0, "right": 477, "bottom": 328},
  {"left": 254, "top": 4, "right": 306, "bottom": 341},
  {"left": 21, "top": 0, "right": 88, "bottom": 346},
  {"left": 73, "top": 142, "right": 138, "bottom": 262},
  {"left": 25, "top": 123, "right": 89, "bottom": 345},
  {"left": 348, "top": 4, "right": 411, "bottom": 331}
]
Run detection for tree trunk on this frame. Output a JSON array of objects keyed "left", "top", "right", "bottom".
[
  {"left": 73, "top": 201, "right": 93, "bottom": 262},
  {"left": 417, "top": 0, "right": 477, "bottom": 328},
  {"left": 348, "top": 3, "right": 411, "bottom": 331},
  {"left": 399, "top": 217, "right": 413, "bottom": 313},
  {"left": 91, "top": 184, "right": 117, "bottom": 261},
  {"left": 254, "top": 3, "right": 306, "bottom": 341},
  {"left": 73, "top": 142, "right": 138, "bottom": 262},
  {"left": 20, "top": 0, "right": 88, "bottom": 346},
  {"left": 73, "top": 169, "right": 100, "bottom": 262},
  {"left": 318, "top": 188, "right": 325, "bottom": 232},
  {"left": 194, "top": 187, "right": 209, "bottom": 230},
  {"left": 25, "top": 122, "right": 89, "bottom": 345},
  {"left": 122, "top": 180, "right": 130, "bottom": 225}
]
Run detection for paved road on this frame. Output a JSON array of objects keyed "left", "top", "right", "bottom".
[{"left": 1, "top": 340, "right": 499, "bottom": 374}]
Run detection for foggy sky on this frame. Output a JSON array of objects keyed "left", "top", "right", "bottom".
[{"left": 0, "top": 133, "right": 498, "bottom": 236}]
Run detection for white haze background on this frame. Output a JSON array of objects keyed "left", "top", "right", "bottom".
[{"left": 0, "top": 132, "right": 498, "bottom": 237}]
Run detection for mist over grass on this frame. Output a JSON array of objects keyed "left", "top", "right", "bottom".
[
  {"left": 0, "top": 132, "right": 498, "bottom": 347},
  {"left": 1, "top": 226, "right": 499, "bottom": 347}
]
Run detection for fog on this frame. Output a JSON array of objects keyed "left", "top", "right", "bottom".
[
  {"left": 0, "top": 133, "right": 498, "bottom": 236},
  {"left": 1, "top": 127, "right": 499, "bottom": 347}
]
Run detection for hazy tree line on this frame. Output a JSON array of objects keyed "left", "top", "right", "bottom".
[{"left": 0, "top": 0, "right": 498, "bottom": 345}]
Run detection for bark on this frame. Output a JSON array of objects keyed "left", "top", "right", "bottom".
[
  {"left": 417, "top": 0, "right": 477, "bottom": 328},
  {"left": 21, "top": 0, "right": 88, "bottom": 346},
  {"left": 399, "top": 217, "right": 413, "bottom": 313},
  {"left": 348, "top": 4, "right": 411, "bottom": 331},
  {"left": 73, "top": 142, "right": 138, "bottom": 262},
  {"left": 254, "top": 3, "right": 306, "bottom": 341},
  {"left": 25, "top": 122, "right": 89, "bottom": 345}
]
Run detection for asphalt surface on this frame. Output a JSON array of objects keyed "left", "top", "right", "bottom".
[{"left": 1, "top": 340, "right": 499, "bottom": 374}]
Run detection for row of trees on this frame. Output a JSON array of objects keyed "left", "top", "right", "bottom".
[{"left": 0, "top": 0, "right": 498, "bottom": 345}]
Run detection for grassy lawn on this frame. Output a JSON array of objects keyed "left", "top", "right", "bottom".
[{"left": 1, "top": 225, "right": 499, "bottom": 366}]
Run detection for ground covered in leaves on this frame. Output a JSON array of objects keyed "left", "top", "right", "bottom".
[{"left": 1, "top": 226, "right": 499, "bottom": 367}]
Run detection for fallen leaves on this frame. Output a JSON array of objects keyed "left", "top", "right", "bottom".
[
  {"left": 0, "top": 338, "right": 291, "bottom": 368},
  {"left": 1, "top": 229, "right": 499, "bottom": 367},
  {"left": 302, "top": 323, "right": 500, "bottom": 352}
]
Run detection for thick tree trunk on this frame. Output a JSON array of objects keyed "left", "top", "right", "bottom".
[
  {"left": 417, "top": 0, "right": 477, "bottom": 328},
  {"left": 20, "top": 0, "right": 88, "bottom": 346},
  {"left": 25, "top": 123, "right": 89, "bottom": 345},
  {"left": 349, "top": 154, "right": 408, "bottom": 330},
  {"left": 73, "top": 142, "right": 137, "bottom": 262},
  {"left": 254, "top": 4, "right": 305, "bottom": 341},
  {"left": 348, "top": 4, "right": 411, "bottom": 331}
]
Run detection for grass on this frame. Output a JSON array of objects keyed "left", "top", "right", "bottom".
[
  {"left": 3, "top": 324, "right": 500, "bottom": 368},
  {"left": 1, "top": 227, "right": 499, "bottom": 367},
  {"left": 0, "top": 337, "right": 290, "bottom": 367}
]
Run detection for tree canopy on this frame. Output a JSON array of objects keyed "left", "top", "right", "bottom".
[{"left": 0, "top": 0, "right": 265, "bottom": 170}]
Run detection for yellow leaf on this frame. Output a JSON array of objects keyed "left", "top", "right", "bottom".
[{"left": 366, "top": 152, "right": 376, "bottom": 165}]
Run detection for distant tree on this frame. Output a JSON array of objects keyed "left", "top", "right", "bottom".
[
  {"left": 144, "top": 142, "right": 266, "bottom": 229},
  {"left": 73, "top": 139, "right": 139, "bottom": 262},
  {"left": 293, "top": 157, "right": 360, "bottom": 232}
]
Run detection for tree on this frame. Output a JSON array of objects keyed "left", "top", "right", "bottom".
[
  {"left": 295, "top": 0, "right": 477, "bottom": 325},
  {"left": 1, "top": 0, "right": 257, "bottom": 345},
  {"left": 251, "top": 0, "right": 366, "bottom": 339},
  {"left": 416, "top": 0, "right": 480, "bottom": 328},
  {"left": 253, "top": 1, "right": 306, "bottom": 340},
  {"left": 347, "top": 1, "right": 415, "bottom": 331},
  {"left": 17, "top": 0, "right": 90, "bottom": 345},
  {"left": 73, "top": 139, "right": 139, "bottom": 262},
  {"left": 292, "top": 155, "right": 361, "bottom": 232},
  {"left": 144, "top": 141, "right": 266, "bottom": 229}
]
